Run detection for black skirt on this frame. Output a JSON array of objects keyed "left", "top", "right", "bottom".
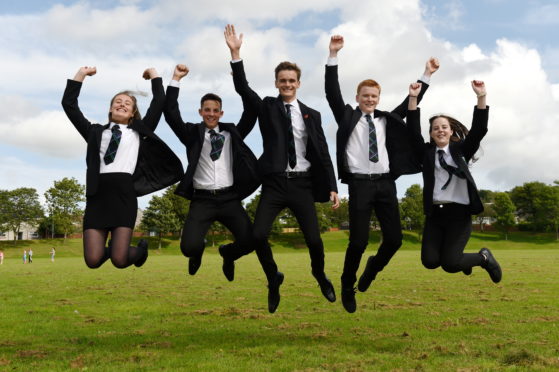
[{"left": 83, "top": 173, "right": 138, "bottom": 230}]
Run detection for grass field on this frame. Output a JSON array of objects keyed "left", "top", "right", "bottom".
[{"left": 0, "top": 231, "right": 558, "bottom": 371}]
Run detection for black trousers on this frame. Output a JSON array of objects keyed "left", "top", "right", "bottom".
[
  {"left": 341, "top": 178, "right": 402, "bottom": 288},
  {"left": 180, "top": 190, "right": 253, "bottom": 262},
  {"left": 422, "top": 203, "right": 484, "bottom": 272},
  {"left": 253, "top": 175, "right": 325, "bottom": 283}
]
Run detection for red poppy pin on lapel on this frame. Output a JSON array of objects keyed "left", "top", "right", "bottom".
[{"left": 304, "top": 114, "right": 309, "bottom": 119}]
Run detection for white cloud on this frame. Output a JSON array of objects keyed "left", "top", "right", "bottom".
[{"left": 0, "top": 0, "right": 557, "bottom": 199}]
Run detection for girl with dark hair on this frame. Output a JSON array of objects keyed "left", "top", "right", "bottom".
[
  {"left": 62, "top": 66, "right": 183, "bottom": 269},
  {"left": 406, "top": 80, "right": 502, "bottom": 283}
]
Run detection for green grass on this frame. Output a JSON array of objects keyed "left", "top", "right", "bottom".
[{"left": 0, "top": 232, "right": 558, "bottom": 371}]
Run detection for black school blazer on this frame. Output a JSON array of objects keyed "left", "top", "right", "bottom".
[
  {"left": 233, "top": 61, "right": 338, "bottom": 202},
  {"left": 62, "top": 78, "right": 184, "bottom": 197},
  {"left": 406, "top": 107, "right": 489, "bottom": 216},
  {"left": 163, "top": 64, "right": 260, "bottom": 200},
  {"left": 325, "top": 64, "right": 429, "bottom": 183}
]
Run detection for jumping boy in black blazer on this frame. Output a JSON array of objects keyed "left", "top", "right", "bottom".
[
  {"left": 164, "top": 63, "right": 260, "bottom": 281},
  {"left": 325, "top": 35, "right": 439, "bottom": 313},
  {"left": 225, "top": 24, "right": 340, "bottom": 313}
]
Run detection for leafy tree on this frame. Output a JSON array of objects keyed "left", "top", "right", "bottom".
[
  {"left": 474, "top": 203, "right": 495, "bottom": 232},
  {"left": 162, "top": 185, "right": 190, "bottom": 235},
  {"left": 400, "top": 184, "right": 424, "bottom": 238},
  {"left": 44, "top": 177, "right": 85, "bottom": 241},
  {"left": 511, "top": 181, "right": 559, "bottom": 232},
  {"left": 0, "top": 188, "right": 43, "bottom": 244},
  {"left": 492, "top": 192, "right": 516, "bottom": 240},
  {"left": 327, "top": 197, "right": 349, "bottom": 228},
  {"left": 140, "top": 195, "right": 182, "bottom": 249}
]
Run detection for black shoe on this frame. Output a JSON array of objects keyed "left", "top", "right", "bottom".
[
  {"left": 134, "top": 239, "right": 149, "bottom": 267},
  {"left": 479, "top": 248, "right": 502, "bottom": 283},
  {"left": 357, "top": 256, "right": 377, "bottom": 292},
  {"left": 341, "top": 286, "right": 357, "bottom": 313},
  {"left": 318, "top": 277, "right": 336, "bottom": 302},
  {"left": 218, "top": 245, "right": 235, "bottom": 282},
  {"left": 188, "top": 255, "right": 202, "bottom": 275},
  {"left": 268, "top": 272, "right": 284, "bottom": 313},
  {"left": 463, "top": 267, "right": 472, "bottom": 275}
]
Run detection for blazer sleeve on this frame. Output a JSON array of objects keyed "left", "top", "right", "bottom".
[
  {"left": 391, "top": 80, "right": 429, "bottom": 119},
  {"left": 314, "top": 112, "right": 338, "bottom": 193},
  {"left": 461, "top": 106, "right": 489, "bottom": 161},
  {"left": 324, "top": 64, "right": 347, "bottom": 125},
  {"left": 61, "top": 79, "right": 93, "bottom": 141},
  {"left": 231, "top": 60, "right": 259, "bottom": 139},
  {"left": 142, "top": 77, "right": 165, "bottom": 131},
  {"left": 163, "top": 85, "right": 194, "bottom": 145},
  {"left": 406, "top": 108, "right": 427, "bottom": 164}
]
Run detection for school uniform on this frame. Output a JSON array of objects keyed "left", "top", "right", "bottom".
[
  {"left": 163, "top": 63, "right": 260, "bottom": 265},
  {"left": 407, "top": 107, "right": 488, "bottom": 272},
  {"left": 62, "top": 77, "right": 184, "bottom": 230}
]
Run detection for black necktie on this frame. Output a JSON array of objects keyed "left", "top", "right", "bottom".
[
  {"left": 365, "top": 114, "right": 378, "bottom": 163},
  {"left": 285, "top": 104, "right": 297, "bottom": 169},
  {"left": 209, "top": 129, "right": 225, "bottom": 161},
  {"left": 103, "top": 125, "right": 122, "bottom": 165},
  {"left": 437, "top": 149, "right": 466, "bottom": 190}
]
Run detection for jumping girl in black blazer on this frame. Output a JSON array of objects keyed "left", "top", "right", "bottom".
[
  {"left": 406, "top": 80, "right": 502, "bottom": 283},
  {"left": 62, "top": 66, "right": 183, "bottom": 269}
]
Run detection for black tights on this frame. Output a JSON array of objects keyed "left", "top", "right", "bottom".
[{"left": 83, "top": 227, "right": 143, "bottom": 269}]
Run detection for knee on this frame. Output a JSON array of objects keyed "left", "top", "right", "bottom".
[
  {"left": 252, "top": 228, "right": 269, "bottom": 246},
  {"left": 84, "top": 257, "right": 103, "bottom": 269},
  {"left": 180, "top": 239, "right": 204, "bottom": 258},
  {"left": 110, "top": 257, "right": 129, "bottom": 269},
  {"left": 347, "top": 241, "right": 367, "bottom": 255},
  {"left": 383, "top": 232, "right": 403, "bottom": 251},
  {"left": 421, "top": 257, "right": 440, "bottom": 270},
  {"left": 440, "top": 262, "right": 461, "bottom": 274}
]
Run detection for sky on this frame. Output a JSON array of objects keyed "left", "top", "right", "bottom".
[{"left": 0, "top": 0, "right": 558, "bottom": 209}]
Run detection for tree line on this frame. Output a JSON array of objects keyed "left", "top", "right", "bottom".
[{"left": 1, "top": 178, "right": 558, "bottom": 245}]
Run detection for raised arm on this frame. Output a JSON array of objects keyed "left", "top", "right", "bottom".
[
  {"left": 61, "top": 66, "right": 97, "bottom": 141},
  {"left": 141, "top": 67, "right": 165, "bottom": 131},
  {"left": 324, "top": 35, "right": 346, "bottom": 124},
  {"left": 225, "top": 24, "right": 262, "bottom": 137},
  {"left": 391, "top": 57, "right": 439, "bottom": 119},
  {"left": 163, "top": 64, "right": 192, "bottom": 144},
  {"left": 462, "top": 80, "right": 488, "bottom": 160},
  {"left": 406, "top": 82, "right": 427, "bottom": 161}
]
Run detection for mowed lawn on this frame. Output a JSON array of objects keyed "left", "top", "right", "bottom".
[{"left": 0, "top": 231, "right": 558, "bottom": 371}]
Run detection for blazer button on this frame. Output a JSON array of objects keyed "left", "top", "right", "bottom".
[{"left": 439, "top": 204, "right": 443, "bottom": 208}]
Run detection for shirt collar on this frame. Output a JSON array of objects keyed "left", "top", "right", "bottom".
[{"left": 436, "top": 144, "right": 450, "bottom": 154}]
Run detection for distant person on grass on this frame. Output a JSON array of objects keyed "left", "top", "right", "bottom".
[
  {"left": 23, "top": 250, "right": 27, "bottom": 264},
  {"left": 28, "top": 248, "right": 33, "bottom": 263},
  {"left": 50, "top": 247, "right": 56, "bottom": 262},
  {"left": 0, "top": 250, "right": 4, "bottom": 265},
  {"left": 406, "top": 80, "right": 502, "bottom": 283},
  {"left": 62, "top": 66, "right": 183, "bottom": 270}
]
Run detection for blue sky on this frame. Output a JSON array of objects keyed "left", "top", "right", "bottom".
[{"left": 0, "top": 0, "right": 557, "bottom": 209}]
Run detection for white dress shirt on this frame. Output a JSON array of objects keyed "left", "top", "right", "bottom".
[
  {"left": 99, "top": 123, "right": 140, "bottom": 174},
  {"left": 193, "top": 125, "right": 234, "bottom": 190},
  {"left": 432, "top": 145, "right": 470, "bottom": 205},
  {"left": 284, "top": 100, "right": 311, "bottom": 172}
]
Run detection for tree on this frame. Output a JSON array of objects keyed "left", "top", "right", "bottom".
[
  {"left": 511, "top": 182, "right": 559, "bottom": 232},
  {"left": 0, "top": 188, "right": 43, "bottom": 244},
  {"left": 492, "top": 192, "right": 516, "bottom": 240},
  {"left": 44, "top": 177, "right": 85, "bottom": 241},
  {"left": 400, "top": 184, "right": 424, "bottom": 238},
  {"left": 140, "top": 195, "right": 182, "bottom": 249},
  {"left": 161, "top": 185, "right": 190, "bottom": 235}
]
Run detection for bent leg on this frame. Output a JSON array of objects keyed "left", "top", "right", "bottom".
[{"left": 83, "top": 229, "right": 110, "bottom": 268}]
